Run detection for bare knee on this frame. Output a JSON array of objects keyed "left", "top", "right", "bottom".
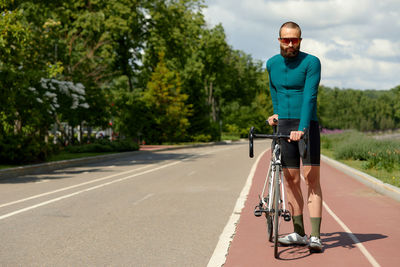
[
  {"left": 283, "top": 168, "right": 301, "bottom": 186},
  {"left": 303, "top": 166, "right": 320, "bottom": 188}
]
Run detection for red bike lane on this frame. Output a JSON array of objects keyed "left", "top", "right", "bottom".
[{"left": 224, "top": 150, "right": 400, "bottom": 267}]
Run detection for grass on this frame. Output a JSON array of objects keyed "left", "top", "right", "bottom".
[
  {"left": 0, "top": 151, "right": 120, "bottom": 170},
  {"left": 221, "top": 133, "right": 241, "bottom": 141},
  {"left": 321, "top": 130, "right": 400, "bottom": 188},
  {"left": 0, "top": 140, "right": 139, "bottom": 170},
  {"left": 0, "top": 164, "right": 19, "bottom": 170},
  {"left": 322, "top": 148, "right": 400, "bottom": 187},
  {"left": 47, "top": 151, "right": 120, "bottom": 162}
]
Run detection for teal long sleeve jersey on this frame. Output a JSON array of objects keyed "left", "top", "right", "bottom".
[{"left": 266, "top": 51, "right": 321, "bottom": 132}]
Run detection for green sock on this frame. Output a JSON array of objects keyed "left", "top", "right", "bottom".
[
  {"left": 293, "top": 215, "right": 305, "bottom": 236},
  {"left": 310, "top": 217, "right": 322, "bottom": 238}
]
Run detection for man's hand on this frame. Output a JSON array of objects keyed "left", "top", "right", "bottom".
[
  {"left": 289, "top": 131, "right": 304, "bottom": 142},
  {"left": 267, "top": 114, "right": 279, "bottom": 126}
]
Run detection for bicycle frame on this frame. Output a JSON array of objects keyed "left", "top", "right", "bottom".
[{"left": 261, "top": 143, "right": 288, "bottom": 217}]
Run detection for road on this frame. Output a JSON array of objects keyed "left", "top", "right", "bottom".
[
  {"left": 0, "top": 142, "right": 254, "bottom": 266},
  {"left": 1, "top": 141, "right": 399, "bottom": 266},
  {"left": 224, "top": 144, "right": 400, "bottom": 267}
]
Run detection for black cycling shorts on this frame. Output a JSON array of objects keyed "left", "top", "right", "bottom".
[{"left": 278, "top": 119, "right": 320, "bottom": 169}]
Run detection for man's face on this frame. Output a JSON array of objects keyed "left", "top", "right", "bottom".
[{"left": 279, "top": 27, "right": 301, "bottom": 58}]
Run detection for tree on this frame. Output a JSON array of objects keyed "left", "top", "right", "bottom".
[
  {"left": 140, "top": 0, "right": 215, "bottom": 139},
  {"left": 200, "top": 24, "right": 229, "bottom": 123},
  {"left": 110, "top": 76, "right": 150, "bottom": 142},
  {"left": 142, "top": 52, "right": 192, "bottom": 143}
]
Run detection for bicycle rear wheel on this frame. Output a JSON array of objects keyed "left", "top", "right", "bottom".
[
  {"left": 273, "top": 169, "right": 281, "bottom": 259},
  {"left": 265, "top": 198, "right": 273, "bottom": 242}
]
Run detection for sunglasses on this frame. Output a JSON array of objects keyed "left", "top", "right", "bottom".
[{"left": 279, "top": 37, "right": 302, "bottom": 45}]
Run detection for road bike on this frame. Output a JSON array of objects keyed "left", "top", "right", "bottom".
[{"left": 249, "top": 121, "right": 293, "bottom": 259}]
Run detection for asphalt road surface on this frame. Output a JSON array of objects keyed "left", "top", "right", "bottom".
[
  {"left": 0, "top": 142, "right": 255, "bottom": 266},
  {"left": 1, "top": 141, "right": 399, "bottom": 266}
]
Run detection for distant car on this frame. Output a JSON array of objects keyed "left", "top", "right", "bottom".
[{"left": 96, "top": 131, "right": 106, "bottom": 139}]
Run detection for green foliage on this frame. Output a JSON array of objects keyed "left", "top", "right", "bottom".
[
  {"left": 142, "top": 52, "right": 192, "bottom": 143},
  {"left": 0, "top": 134, "right": 59, "bottom": 164},
  {"left": 65, "top": 138, "right": 139, "bottom": 153},
  {"left": 191, "top": 134, "right": 212, "bottom": 143},
  {"left": 322, "top": 131, "right": 400, "bottom": 172},
  {"left": 110, "top": 77, "right": 151, "bottom": 140},
  {"left": 318, "top": 86, "right": 400, "bottom": 131},
  {"left": 222, "top": 90, "right": 274, "bottom": 138},
  {"left": 2, "top": 0, "right": 400, "bottom": 166}
]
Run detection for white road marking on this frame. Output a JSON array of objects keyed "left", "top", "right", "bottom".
[
  {"left": 300, "top": 174, "right": 381, "bottom": 267},
  {"left": 35, "top": 179, "right": 51, "bottom": 184},
  {"left": 207, "top": 148, "right": 268, "bottom": 267},
  {"left": 133, "top": 193, "right": 154, "bottom": 206},
  {"left": 323, "top": 202, "right": 381, "bottom": 267},
  {"left": 0, "top": 161, "right": 181, "bottom": 221},
  {"left": 0, "top": 145, "right": 240, "bottom": 221},
  {"left": 0, "top": 165, "right": 154, "bottom": 209}
]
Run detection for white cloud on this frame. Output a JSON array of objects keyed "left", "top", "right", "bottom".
[
  {"left": 247, "top": 0, "right": 371, "bottom": 26},
  {"left": 367, "top": 39, "right": 400, "bottom": 58},
  {"left": 204, "top": 0, "right": 400, "bottom": 90},
  {"left": 301, "top": 38, "right": 400, "bottom": 89}
]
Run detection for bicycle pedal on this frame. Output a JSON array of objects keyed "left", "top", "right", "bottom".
[{"left": 254, "top": 209, "right": 262, "bottom": 217}]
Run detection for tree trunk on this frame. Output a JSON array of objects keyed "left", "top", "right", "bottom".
[
  {"left": 79, "top": 121, "right": 83, "bottom": 144},
  {"left": 205, "top": 79, "right": 217, "bottom": 122},
  {"left": 55, "top": 116, "right": 68, "bottom": 145}
]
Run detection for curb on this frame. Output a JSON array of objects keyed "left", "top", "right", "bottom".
[
  {"left": 321, "top": 154, "right": 400, "bottom": 203},
  {"left": 0, "top": 141, "right": 238, "bottom": 180},
  {"left": 0, "top": 151, "right": 138, "bottom": 180}
]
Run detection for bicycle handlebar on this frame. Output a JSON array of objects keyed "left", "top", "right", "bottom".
[
  {"left": 252, "top": 133, "right": 291, "bottom": 139},
  {"left": 249, "top": 118, "right": 310, "bottom": 158},
  {"left": 249, "top": 126, "right": 291, "bottom": 158}
]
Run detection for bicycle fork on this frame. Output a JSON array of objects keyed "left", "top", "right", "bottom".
[
  {"left": 278, "top": 167, "right": 291, "bottom": 222},
  {"left": 254, "top": 163, "right": 291, "bottom": 222}
]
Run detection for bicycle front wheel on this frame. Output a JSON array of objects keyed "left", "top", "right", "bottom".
[
  {"left": 265, "top": 199, "right": 273, "bottom": 242},
  {"left": 273, "top": 169, "right": 281, "bottom": 259}
]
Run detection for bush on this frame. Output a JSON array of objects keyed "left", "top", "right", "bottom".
[
  {"left": 65, "top": 138, "right": 139, "bottom": 153},
  {"left": 322, "top": 130, "right": 400, "bottom": 172},
  {"left": 191, "top": 134, "right": 212, "bottom": 143},
  {"left": 0, "top": 134, "right": 57, "bottom": 164}
]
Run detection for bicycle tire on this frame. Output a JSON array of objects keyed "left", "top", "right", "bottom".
[
  {"left": 266, "top": 212, "right": 273, "bottom": 242},
  {"left": 264, "top": 195, "right": 273, "bottom": 242},
  {"left": 273, "top": 169, "right": 281, "bottom": 259},
  {"left": 264, "top": 162, "right": 274, "bottom": 243}
]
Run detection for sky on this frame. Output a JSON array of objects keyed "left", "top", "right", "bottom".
[{"left": 203, "top": 0, "right": 400, "bottom": 90}]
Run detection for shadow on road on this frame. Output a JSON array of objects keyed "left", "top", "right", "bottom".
[
  {"left": 321, "top": 231, "right": 387, "bottom": 249},
  {"left": 277, "top": 231, "right": 387, "bottom": 260},
  {"left": 0, "top": 150, "right": 207, "bottom": 184}
]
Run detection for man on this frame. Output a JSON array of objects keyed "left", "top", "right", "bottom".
[{"left": 266, "top": 21, "right": 323, "bottom": 253}]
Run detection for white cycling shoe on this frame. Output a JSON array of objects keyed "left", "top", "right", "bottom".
[
  {"left": 309, "top": 236, "right": 323, "bottom": 252},
  {"left": 278, "top": 232, "right": 308, "bottom": 246}
]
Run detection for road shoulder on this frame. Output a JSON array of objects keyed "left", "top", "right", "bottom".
[{"left": 321, "top": 154, "right": 400, "bottom": 202}]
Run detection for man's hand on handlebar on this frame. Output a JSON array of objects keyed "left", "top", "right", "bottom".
[
  {"left": 267, "top": 114, "right": 304, "bottom": 142},
  {"left": 289, "top": 130, "right": 304, "bottom": 142},
  {"left": 268, "top": 114, "right": 279, "bottom": 126}
]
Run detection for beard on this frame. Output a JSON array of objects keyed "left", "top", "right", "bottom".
[{"left": 280, "top": 44, "right": 300, "bottom": 58}]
